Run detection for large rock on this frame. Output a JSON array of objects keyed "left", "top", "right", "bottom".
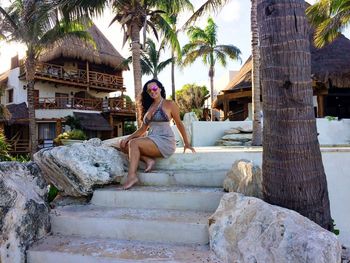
[
  {"left": 0, "top": 162, "right": 50, "bottom": 263},
  {"left": 221, "top": 133, "right": 252, "bottom": 142},
  {"left": 209, "top": 193, "right": 342, "bottom": 263},
  {"left": 34, "top": 138, "right": 127, "bottom": 197},
  {"left": 223, "top": 159, "right": 262, "bottom": 198}
]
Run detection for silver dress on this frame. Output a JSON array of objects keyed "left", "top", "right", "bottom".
[{"left": 143, "top": 99, "right": 176, "bottom": 158}]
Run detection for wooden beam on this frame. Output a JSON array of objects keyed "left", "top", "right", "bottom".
[
  {"left": 317, "top": 95, "right": 325, "bottom": 118},
  {"left": 217, "top": 90, "right": 252, "bottom": 101}
]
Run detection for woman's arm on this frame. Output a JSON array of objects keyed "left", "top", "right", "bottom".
[{"left": 170, "top": 101, "right": 195, "bottom": 153}]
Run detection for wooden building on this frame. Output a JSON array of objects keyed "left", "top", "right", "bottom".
[
  {"left": 0, "top": 24, "right": 135, "bottom": 154},
  {"left": 213, "top": 34, "right": 350, "bottom": 121}
]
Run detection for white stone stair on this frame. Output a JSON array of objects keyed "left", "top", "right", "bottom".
[{"left": 28, "top": 155, "right": 227, "bottom": 262}]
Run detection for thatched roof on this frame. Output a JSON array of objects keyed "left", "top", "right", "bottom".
[
  {"left": 0, "top": 102, "right": 29, "bottom": 124},
  {"left": 214, "top": 33, "right": 350, "bottom": 108},
  {"left": 73, "top": 112, "right": 112, "bottom": 131},
  {"left": 39, "top": 24, "right": 126, "bottom": 70}
]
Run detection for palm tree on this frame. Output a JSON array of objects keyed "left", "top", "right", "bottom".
[
  {"left": 251, "top": 0, "right": 262, "bottom": 146},
  {"left": 257, "top": 0, "right": 332, "bottom": 230},
  {"left": 182, "top": 17, "right": 241, "bottom": 121},
  {"left": 306, "top": 0, "right": 350, "bottom": 48},
  {"left": 62, "top": 0, "right": 192, "bottom": 126},
  {"left": 0, "top": 0, "right": 92, "bottom": 158}
]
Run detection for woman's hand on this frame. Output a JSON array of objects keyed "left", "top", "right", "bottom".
[{"left": 183, "top": 143, "right": 196, "bottom": 153}]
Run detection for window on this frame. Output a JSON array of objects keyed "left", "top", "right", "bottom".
[
  {"left": 38, "top": 123, "right": 56, "bottom": 140},
  {"left": 7, "top": 89, "right": 13, "bottom": 103}
]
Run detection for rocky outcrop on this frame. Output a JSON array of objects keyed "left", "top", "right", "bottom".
[
  {"left": 216, "top": 125, "right": 253, "bottom": 146},
  {"left": 0, "top": 162, "right": 50, "bottom": 263},
  {"left": 209, "top": 193, "right": 342, "bottom": 263},
  {"left": 223, "top": 159, "right": 262, "bottom": 198},
  {"left": 34, "top": 138, "right": 127, "bottom": 197}
]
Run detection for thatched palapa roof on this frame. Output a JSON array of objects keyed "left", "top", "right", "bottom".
[
  {"left": 214, "top": 33, "right": 350, "bottom": 109},
  {"left": 39, "top": 24, "right": 126, "bottom": 70}
]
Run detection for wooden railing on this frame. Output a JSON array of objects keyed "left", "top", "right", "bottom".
[
  {"left": 105, "top": 98, "right": 135, "bottom": 114},
  {"left": 34, "top": 97, "right": 103, "bottom": 111},
  {"left": 8, "top": 139, "right": 30, "bottom": 154},
  {"left": 33, "top": 62, "right": 124, "bottom": 91},
  {"left": 35, "top": 97, "right": 135, "bottom": 114}
]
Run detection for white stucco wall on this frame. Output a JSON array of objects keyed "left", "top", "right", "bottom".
[
  {"left": 5, "top": 67, "right": 27, "bottom": 105},
  {"left": 191, "top": 119, "right": 350, "bottom": 146}
]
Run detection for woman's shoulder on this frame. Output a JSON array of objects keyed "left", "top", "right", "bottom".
[{"left": 163, "top": 99, "right": 176, "bottom": 107}]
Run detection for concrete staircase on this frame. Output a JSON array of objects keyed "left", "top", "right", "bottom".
[{"left": 27, "top": 149, "right": 235, "bottom": 262}]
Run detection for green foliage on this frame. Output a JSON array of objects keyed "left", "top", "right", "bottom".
[
  {"left": 12, "top": 154, "right": 31, "bottom": 162},
  {"left": 175, "top": 83, "right": 209, "bottom": 118},
  {"left": 124, "top": 121, "right": 137, "bottom": 135},
  {"left": 332, "top": 219, "right": 340, "bottom": 235},
  {"left": 54, "top": 129, "right": 87, "bottom": 145},
  {"left": 0, "top": 130, "right": 12, "bottom": 161},
  {"left": 64, "top": 115, "right": 82, "bottom": 130},
  {"left": 325, "top": 116, "right": 337, "bottom": 121},
  {"left": 48, "top": 184, "right": 59, "bottom": 203}
]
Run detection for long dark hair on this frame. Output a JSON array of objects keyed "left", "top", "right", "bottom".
[{"left": 137, "top": 79, "right": 166, "bottom": 123}]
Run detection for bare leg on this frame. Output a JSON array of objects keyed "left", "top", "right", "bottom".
[
  {"left": 123, "top": 138, "right": 162, "bottom": 190},
  {"left": 141, "top": 156, "right": 156, "bottom": 173}
]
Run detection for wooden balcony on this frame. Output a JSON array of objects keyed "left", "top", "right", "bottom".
[
  {"left": 32, "top": 62, "right": 125, "bottom": 92},
  {"left": 34, "top": 97, "right": 135, "bottom": 115},
  {"left": 8, "top": 139, "right": 30, "bottom": 154}
]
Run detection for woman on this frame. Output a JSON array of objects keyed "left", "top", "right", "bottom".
[{"left": 120, "top": 79, "right": 195, "bottom": 190}]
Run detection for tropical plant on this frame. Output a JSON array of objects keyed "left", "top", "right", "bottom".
[
  {"left": 0, "top": 0, "right": 93, "bottom": 158},
  {"left": 61, "top": 0, "right": 192, "bottom": 126},
  {"left": 0, "top": 129, "right": 12, "bottom": 161},
  {"left": 258, "top": 0, "right": 332, "bottom": 230},
  {"left": 306, "top": 0, "right": 350, "bottom": 48},
  {"left": 175, "top": 83, "right": 209, "bottom": 118},
  {"left": 182, "top": 17, "right": 241, "bottom": 120},
  {"left": 251, "top": 0, "right": 262, "bottom": 146},
  {"left": 54, "top": 129, "right": 87, "bottom": 145},
  {"left": 122, "top": 38, "right": 173, "bottom": 80}
]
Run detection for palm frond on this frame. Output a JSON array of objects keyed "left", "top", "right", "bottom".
[{"left": 215, "top": 44, "right": 241, "bottom": 62}]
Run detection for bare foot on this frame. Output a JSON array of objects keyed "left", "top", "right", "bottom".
[
  {"left": 123, "top": 176, "right": 139, "bottom": 190},
  {"left": 144, "top": 158, "right": 155, "bottom": 173}
]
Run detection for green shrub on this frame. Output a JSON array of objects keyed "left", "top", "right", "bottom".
[
  {"left": 54, "top": 129, "right": 87, "bottom": 145},
  {"left": 124, "top": 121, "right": 137, "bottom": 135},
  {"left": 48, "top": 184, "right": 59, "bottom": 202},
  {"left": 0, "top": 130, "right": 12, "bottom": 161}
]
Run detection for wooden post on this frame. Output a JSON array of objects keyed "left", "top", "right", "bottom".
[
  {"left": 56, "top": 119, "right": 62, "bottom": 137},
  {"left": 223, "top": 98, "right": 229, "bottom": 120},
  {"left": 317, "top": 95, "right": 325, "bottom": 117},
  {"left": 109, "top": 114, "right": 114, "bottom": 138},
  {"left": 86, "top": 61, "right": 90, "bottom": 91}
]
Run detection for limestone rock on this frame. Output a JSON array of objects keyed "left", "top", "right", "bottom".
[
  {"left": 0, "top": 162, "right": 50, "bottom": 263},
  {"left": 216, "top": 140, "right": 243, "bottom": 146},
  {"left": 221, "top": 133, "right": 252, "bottom": 142},
  {"left": 209, "top": 193, "right": 342, "bottom": 263},
  {"left": 236, "top": 125, "right": 253, "bottom": 133},
  {"left": 224, "top": 128, "right": 241, "bottom": 134},
  {"left": 34, "top": 138, "right": 128, "bottom": 197},
  {"left": 223, "top": 159, "right": 262, "bottom": 198}
]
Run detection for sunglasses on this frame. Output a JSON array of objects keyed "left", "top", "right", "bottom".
[{"left": 147, "top": 85, "right": 159, "bottom": 94}]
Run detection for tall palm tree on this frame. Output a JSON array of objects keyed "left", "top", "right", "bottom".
[
  {"left": 0, "top": 0, "right": 92, "bottom": 158},
  {"left": 140, "top": 38, "right": 173, "bottom": 80},
  {"left": 257, "top": 0, "right": 332, "bottom": 230},
  {"left": 306, "top": 0, "right": 350, "bottom": 48},
  {"left": 251, "top": 0, "right": 262, "bottom": 146},
  {"left": 62, "top": 0, "right": 191, "bottom": 126},
  {"left": 182, "top": 17, "right": 241, "bottom": 121}
]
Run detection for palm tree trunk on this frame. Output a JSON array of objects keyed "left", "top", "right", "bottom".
[
  {"left": 25, "top": 56, "right": 37, "bottom": 159},
  {"left": 209, "top": 66, "right": 214, "bottom": 121},
  {"left": 257, "top": 0, "right": 332, "bottom": 230},
  {"left": 251, "top": 0, "right": 262, "bottom": 146},
  {"left": 130, "top": 23, "right": 142, "bottom": 127},
  {"left": 171, "top": 49, "right": 176, "bottom": 101}
]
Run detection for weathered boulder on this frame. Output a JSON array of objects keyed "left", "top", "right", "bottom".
[
  {"left": 216, "top": 140, "right": 244, "bottom": 146},
  {"left": 221, "top": 133, "right": 252, "bottom": 142},
  {"left": 0, "top": 162, "right": 50, "bottom": 263},
  {"left": 223, "top": 159, "right": 262, "bottom": 198},
  {"left": 236, "top": 125, "right": 253, "bottom": 133},
  {"left": 34, "top": 138, "right": 127, "bottom": 197},
  {"left": 224, "top": 128, "right": 241, "bottom": 134},
  {"left": 209, "top": 193, "right": 342, "bottom": 263}
]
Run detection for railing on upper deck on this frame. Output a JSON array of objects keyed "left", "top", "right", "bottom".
[{"left": 33, "top": 62, "right": 124, "bottom": 91}]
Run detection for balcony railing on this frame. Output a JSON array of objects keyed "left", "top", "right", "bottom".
[
  {"left": 32, "top": 62, "right": 124, "bottom": 92},
  {"left": 8, "top": 139, "right": 30, "bottom": 154},
  {"left": 35, "top": 97, "right": 135, "bottom": 114}
]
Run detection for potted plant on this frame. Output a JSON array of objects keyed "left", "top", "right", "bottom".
[{"left": 54, "top": 129, "right": 87, "bottom": 145}]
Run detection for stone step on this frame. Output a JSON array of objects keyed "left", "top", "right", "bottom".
[
  {"left": 90, "top": 186, "right": 224, "bottom": 212},
  {"left": 127, "top": 169, "right": 227, "bottom": 187},
  {"left": 50, "top": 205, "right": 212, "bottom": 245},
  {"left": 27, "top": 235, "right": 222, "bottom": 263}
]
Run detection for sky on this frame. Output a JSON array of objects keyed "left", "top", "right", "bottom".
[{"left": 0, "top": 0, "right": 349, "bottom": 100}]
